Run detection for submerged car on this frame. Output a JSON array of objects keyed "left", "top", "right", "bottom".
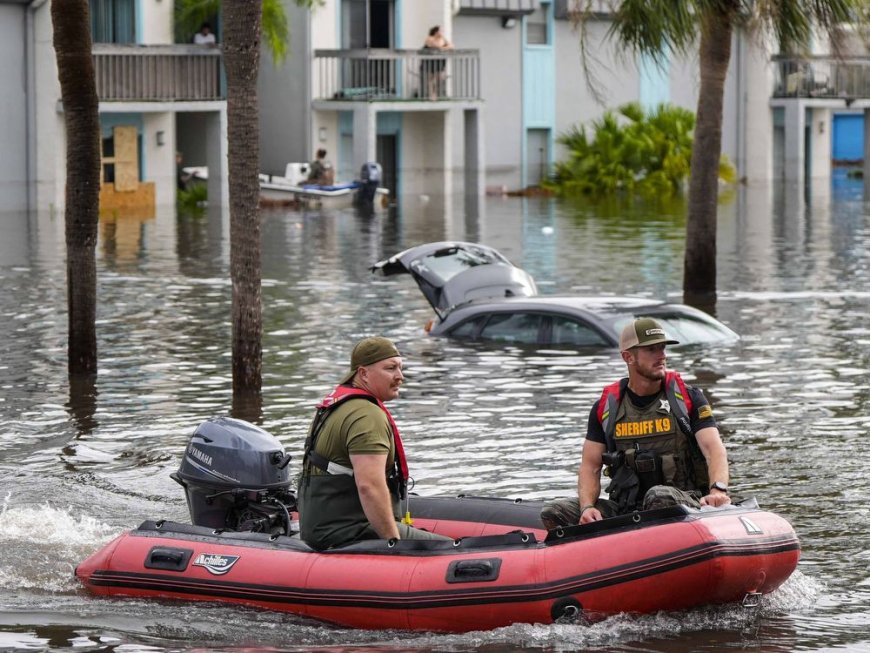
[{"left": 371, "top": 241, "right": 739, "bottom": 348}]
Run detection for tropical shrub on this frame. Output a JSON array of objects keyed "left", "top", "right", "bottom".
[{"left": 545, "top": 102, "right": 735, "bottom": 197}]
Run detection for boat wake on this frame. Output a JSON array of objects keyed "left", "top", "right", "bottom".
[{"left": 0, "top": 497, "right": 115, "bottom": 592}]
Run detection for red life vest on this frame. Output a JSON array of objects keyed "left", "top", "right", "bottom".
[{"left": 316, "top": 385, "right": 408, "bottom": 481}]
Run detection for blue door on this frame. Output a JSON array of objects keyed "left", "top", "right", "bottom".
[{"left": 832, "top": 114, "right": 864, "bottom": 163}]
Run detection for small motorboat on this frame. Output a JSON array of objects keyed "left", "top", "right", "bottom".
[
  {"left": 75, "top": 418, "right": 800, "bottom": 633},
  {"left": 260, "top": 162, "right": 389, "bottom": 210}
]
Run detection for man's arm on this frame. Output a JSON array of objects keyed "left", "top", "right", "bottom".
[
  {"left": 695, "top": 427, "right": 731, "bottom": 507},
  {"left": 578, "top": 439, "right": 605, "bottom": 523},
  {"left": 350, "top": 453, "right": 401, "bottom": 539}
]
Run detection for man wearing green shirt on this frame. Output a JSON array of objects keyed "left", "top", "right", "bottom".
[{"left": 298, "top": 336, "right": 449, "bottom": 550}]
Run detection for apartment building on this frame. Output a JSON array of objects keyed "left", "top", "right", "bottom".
[
  {"left": 8, "top": 0, "right": 228, "bottom": 214},
  {"left": 260, "top": 0, "right": 868, "bottom": 195}
]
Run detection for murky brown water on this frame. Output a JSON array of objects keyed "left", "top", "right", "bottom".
[{"left": 1, "top": 173, "right": 869, "bottom": 651}]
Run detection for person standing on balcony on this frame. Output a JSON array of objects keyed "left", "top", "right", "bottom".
[
  {"left": 421, "top": 26, "right": 453, "bottom": 100},
  {"left": 194, "top": 22, "right": 216, "bottom": 46}
]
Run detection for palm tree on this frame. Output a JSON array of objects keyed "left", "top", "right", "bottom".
[
  {"left": 574, "top": 0, "right": 862, "bottom": 307},
  {"left": 220, "top": 0, "right": 265, "bottom": 416},
  {"left": 183, "top": 0, "right": 318, "bottom": 417},
  {"left": 51, "top": 0, "right": 101, "bottom": 376}
]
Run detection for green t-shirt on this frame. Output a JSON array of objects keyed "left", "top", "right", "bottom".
[{"left": 307, "top": 398, "right": 395, "bottom": 474}]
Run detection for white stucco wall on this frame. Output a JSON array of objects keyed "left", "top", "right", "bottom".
[
  {"left": 32, "top": 3, "right": 63, "bottom": 213},
  {"left": 453, "top": 13, "right": 522, "bottom": 190},
  {"left": 403, "top": 0, "right": 452, "bottom": 49},
  {"left": 143, "top": 111, "right": 176, "bottom": 206},
  {"left": 808, "top": 106, "right": 832, "bottom": 178},
  {"left": 0, "top": 4, "right": 28, "bottom": 212},
  {"left": 140, "top": 0, "right": 173, "bottom": 44}
]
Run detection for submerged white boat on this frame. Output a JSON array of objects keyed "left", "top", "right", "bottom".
[{"left": 260, "top": 163, "right": 389, "bottom": 210}]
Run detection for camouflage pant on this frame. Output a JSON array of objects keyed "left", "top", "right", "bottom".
[{"left": 540, "top": 485, "right": 701, "bottom": 529}]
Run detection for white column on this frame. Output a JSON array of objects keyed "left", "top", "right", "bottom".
[
  {"left": 464, "top": 107, "right": 485, "bottom": 197},
  {"left": 352, "top": 105, "right": 377, "bottom": 171},
  {"left": 442, "top": 108, "right": 454, "bottom": 198},
  {"left": 782, "top": 101, "right": 806, "bottom": 183},
  {"left": 205, "top": 108, "right": 228, "bottom": 207}
]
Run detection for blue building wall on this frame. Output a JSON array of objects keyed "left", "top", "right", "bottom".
[{"left": 521, "top": 2, "right": 555, "bottom": 187}]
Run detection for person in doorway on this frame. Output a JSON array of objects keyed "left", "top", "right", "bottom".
[
  {"left": 421, "top": 25, "right": 453, "bottom": 100},
  {"left": 305, "top": 148, "right": 335, "bottom": 186},
  {"left": 193, "top": 22, "right": 216, "bottom": 45},
  {"left": 540, "top": 317, "right": 731, "bottom": 529},
  {"left": 176, "top": 151, "right": 192, "bottom": 191},
  {"left": 297, "top": 336, "right": 451, "bottom": 550}
]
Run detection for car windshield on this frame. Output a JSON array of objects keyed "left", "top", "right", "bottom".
[
  {"left": 409, "top": 247, "right": 507, "bottom": 285},
  {"left": 612, "top": 313, "right": 736, "bottom": 345}
]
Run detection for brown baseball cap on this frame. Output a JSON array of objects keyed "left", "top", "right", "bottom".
[
  {"left": 340, "top": 336, "right": 401, "bottom": 384},
  {"left": 619, "top": 317, "right": 679, "bottom": 352}
]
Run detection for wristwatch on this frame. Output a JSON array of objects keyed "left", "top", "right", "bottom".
[{"left": 710, "top": 481, "right": 728, "bottom": 493}]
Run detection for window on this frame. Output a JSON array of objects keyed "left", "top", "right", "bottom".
[
  {"left": 525, "top": 3, "right": 550, "bottom": 46},
  {"left": 549, "top": 316, "right": 609, "bottom": 347},
  {"left": 90, "top": 0, "right": 136, "bottom": 44},
  {"left": 479, "top": 312, "right": 542, "bottom": 344},
  {"left": 612, "top": 314, "right": 737, "bottom": 346},
  {"left": 449, "top": 316, "right": 487, "bottom": 339},
  {"left": 410, "top": 247, "right": 509, "bottom": 285}
]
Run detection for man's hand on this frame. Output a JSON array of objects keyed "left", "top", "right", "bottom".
[
  {"left": 580, "top": 506, "right": 602, "bottom": 524},
  {"left": 700, "top": 491, "right": 731, "bottom": 507}
]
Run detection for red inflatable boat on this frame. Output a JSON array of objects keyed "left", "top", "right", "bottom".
[
  {"left": 76, "top": 495, "right": 799, "bottom": 632},
  {"left": 75, "top": 418, "right": 800, "bottom": 632}
]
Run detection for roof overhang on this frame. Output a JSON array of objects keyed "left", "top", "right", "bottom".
[{"left": 457, "top": 0, "right": 539, "bottom": 17}]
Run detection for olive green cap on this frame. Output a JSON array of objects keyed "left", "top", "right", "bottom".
[
  {"left": 340, "top": 336, "right": 401, "bottom": 384},
  {"left": 619, "top": 317, "right": 679, "bottom": 352}
]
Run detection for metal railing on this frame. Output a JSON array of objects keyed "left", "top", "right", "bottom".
[
  {"left": 92, "top": 44, "right": 224, "bottom": 102},
  {"left": 772, "top": 55, "right": 870, "bottom": 99},
  {"left": 313, "top": 49, "right": 481, "bottom": 102}
]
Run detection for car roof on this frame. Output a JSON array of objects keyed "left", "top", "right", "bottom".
[{"left": 433, "top": 295, "right": 739, "bottom": 345}]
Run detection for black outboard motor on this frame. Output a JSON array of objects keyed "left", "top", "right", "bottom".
[
  {"left": 171, "top": 417, "right": 296, "bottom": 535},
  {"left": 355, "top": 161, "right": 382, "bottom": 208}
]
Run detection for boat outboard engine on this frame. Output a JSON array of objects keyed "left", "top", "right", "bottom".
[
  {"left": 171, "top": 417, "right": 296, "bottom": 535},
  {"left": 355, "top": 161, "right": 382, "bottom": 209}
]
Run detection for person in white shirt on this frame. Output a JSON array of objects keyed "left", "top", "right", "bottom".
[{"left": 193, "top": 22, "right": 216, "bottom": 46}]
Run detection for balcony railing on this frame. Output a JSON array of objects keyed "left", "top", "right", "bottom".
[
  {"left": 773, "top": 55, "right": 870, "bottom": 100},
  {"left": 92, "top": 44, "right": 224, "bottom": 102},
  {"left": 313, "top": 49, "right": 481, "bottom": 102}
]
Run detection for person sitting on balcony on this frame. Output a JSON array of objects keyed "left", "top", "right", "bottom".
[
  {"left": 194, "top": 22, "right": 216, "bottom": 46},
  {"left": 420, "top": 25, "right": 453, "bottom": 100},
  {"left": 305, "top": 149, "right": 335, "bottom": 187}
]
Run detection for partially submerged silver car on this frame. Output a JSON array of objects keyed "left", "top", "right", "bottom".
[{"left": 372, "top": 241, "right": 739, "bottom": 348}]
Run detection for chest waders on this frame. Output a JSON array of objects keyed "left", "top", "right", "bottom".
[{"left": 597, "top": 373, "right": 709, "bottom": 512}]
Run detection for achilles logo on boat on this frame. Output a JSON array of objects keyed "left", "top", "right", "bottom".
[
  {"left": 193, "top": 553, "right": 240, "bottom": 575},
  {"left": 739, "top": 516, "right": 764, "bottom": 535}
]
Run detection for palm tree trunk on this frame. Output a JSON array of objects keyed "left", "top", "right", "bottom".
[
  {"left": 683, "top": 9, "right": 735, "bottom": 309},
  {"left": 51, "top": 0, "right": 101, "bottom": 376},
  {"left": 222, "top": 0, "right": 264, "bottom": 416}
]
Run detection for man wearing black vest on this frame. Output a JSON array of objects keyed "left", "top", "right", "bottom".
[{"left": 541, "top": 318, "right": 731, "bottom": 529}]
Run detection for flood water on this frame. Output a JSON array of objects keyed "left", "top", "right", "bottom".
[{"left": 1, "top": 173, "right": 869, "bottom": 652}]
